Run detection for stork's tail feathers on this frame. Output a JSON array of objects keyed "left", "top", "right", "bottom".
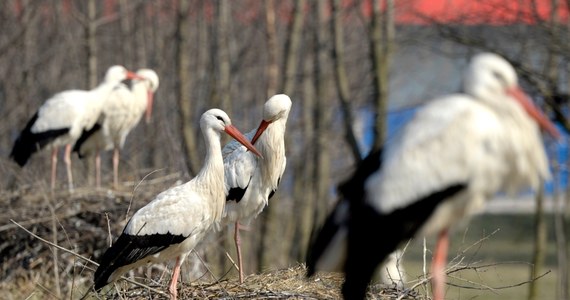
[
  {"left": 94, "top": 234, "right": 130, "bottom": 291},
  {"left": 10, "top": 112, "right": 69, "bottom": 166},
  {"left": 94, "top": 232, "right": 186, "bottom": 290}
]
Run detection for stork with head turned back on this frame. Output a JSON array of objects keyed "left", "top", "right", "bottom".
[
  {"left": 10, "top": 65, "right": 142, "bottom": 190},
  {"left": 74, "top": 69, "right": 160, "bottom": 188},
  {"left": 93, "top": 109, "right": 262, "bottom": 300},
  {"left": 306, "top": 53, "right": 560, "bottom": 300},
  {"left": 222, "top": 94, "right": 291, "bottom": 283}
]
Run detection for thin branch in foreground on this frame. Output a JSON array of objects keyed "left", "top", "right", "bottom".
[
  {"left": 447, "top": 268, "right": 551, "bottom": 291},
  {"left": 10, "top": 219, "right": 168, "bottom": 298},
  {"left": 126, "top": 168, "right": 166, "bottom": 222}
]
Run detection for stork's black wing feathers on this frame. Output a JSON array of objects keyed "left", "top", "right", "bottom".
[
  {"left": 305, "top": 147, "right": 468, "bottom": 299},
  {"left": 226, "top": 186, "right": 248, "bottom": 203},
  {"left": 306, "top": 198, "right": 347, "bottom": 277},
  {"left": 306, "top": 149, "right": 383, "bottom": 277},
  {"left": 342, "top": 183, "right": 467, "bottom": 300},
  {"left": 72, "top": 122, "right": 102, "bottom": 158},
  {"left": 10, "top": 112, "right": 69, "bottom": 166},
  {"left": 226, "top": 177, "right": 252, "bottom": 203},
  {"left": 337, "top": 148, "right": 383, "bottom": 201},
  {"left": 93, "top": 232, "right": 185, "bottom": 290},
  {"left": 268, "top": 177, "right": 281, "bottom": 200}
]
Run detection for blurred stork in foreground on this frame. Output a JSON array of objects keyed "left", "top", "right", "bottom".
[
  {"left": 93, "top": 109, "right": 261, "bottom": 300},
  {"left": 223, "top": 94, "right": 291, "bottom": 283},
  {"left": 10, "top": 66, "right": 141, "bottom": 190},
  {"left": 307, "top": 53, "right": 559, "bottom": 300},
  {"left": 74, "top": 69, "right": 159, "bottom": 188}
]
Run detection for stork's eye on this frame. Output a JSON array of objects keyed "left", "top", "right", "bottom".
[
  {"left": 216, "top": 116, "right": 224, "bottom": 122},
  {"left": 492, "top": 70, "right": 507, "bottom": 86}
]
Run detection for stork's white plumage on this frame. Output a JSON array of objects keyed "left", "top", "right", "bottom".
[
  {"left": 93, "top": 109, "right": 261, "bottom": 300},
  {"left": 74, "top": 69, "right": 160, "bottom": 188},
  {"left": 223, "top": 94, "right": 291, "bottom": 282},
  {"left": 307, "top": 53, "right": 559, "bottom": 300},
  {"left": 10, "top": 66, "right": 141, "bottom": 190}
]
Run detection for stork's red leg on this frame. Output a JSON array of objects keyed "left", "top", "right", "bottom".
[
  {"left": 95, "top": 150, "right": 101, "bottom": 188},
  {"left": 51, "top": 148, "right": 58, "bottom": 190},
  {"left": 64, "top": 144, "right": 74, "bottom": 190},
  {"left": 432, "top": 229, "right": 449, "bottom": 300},
  {"left": 235, "top": 221, "right": 244, "bottom": 283},
  {"left": 169, "top": 256, "right": 181, "bottom": 300},
  {"left": 113, "top": 147, "right": 120, "bottom": 189}
]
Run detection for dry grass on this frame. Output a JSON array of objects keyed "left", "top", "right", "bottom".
[
  {"left": 93, "top": 265, "right": 420, "bottom": 299},
  {"left": 0, "top": 180, "right": 424, "bottom": 300}
]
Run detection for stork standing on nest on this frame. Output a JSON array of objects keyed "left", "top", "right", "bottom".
[
  {"left": 93, "top": 109, "right": 262, "bottom": 300},
  {"left": 10, "top": 65, "right": 141, "bottom": 190},
  {"left": 223, "top": 94, "right": 291, "bottom": 283},
  {"left": 307, "top": 53, "right": 559, "bottom": 300},
  {"left": 74, "top": 69, "right": 160, "bottom": 188}
]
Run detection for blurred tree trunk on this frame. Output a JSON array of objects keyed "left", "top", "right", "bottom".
[
  {"left": 175, "top": 0, "right": 200, "bottom": 176},
  {"left": 280, "top": 0, "right": 305, "bottom": 94},
  {"left": 331, "top": 0, "right": 361, "bottom": 163},
  {"left": 119, "top": 0, "right": 133, "bottom": 67},
  {"left": 290, "top": 24, "right": 316, "bottom": 262},
  {"left": 86, "top": 0, "right": 98, "bottom": 89},
  {"left": 265, "top": 0, "right": 278, "bottom": 97},
  {"left": 311, "top": 0, "right": 332, "bottom": 240},
  {"left": 369, "top": 0, "right": 394, "bottom": 152},
  {"left": 216, "top": 0, "right": 231, "bottom": 111},
  {"left": 528, "top": 183, "right": 547, "bottom": 300},
  {"left": 258, "top": 0, "right": 305, "bottom": 271}
]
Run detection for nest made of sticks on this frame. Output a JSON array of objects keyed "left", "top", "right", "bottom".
[
  {"left": 97, "top": 264, "right": 422, "bottom": 300},
  {"left": 0, "top": 177, "right": 425, "bottom": 299}
]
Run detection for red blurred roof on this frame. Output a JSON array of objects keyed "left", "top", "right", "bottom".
[{"left": 389, "top": 0, "right": 569, "bottom": 25}]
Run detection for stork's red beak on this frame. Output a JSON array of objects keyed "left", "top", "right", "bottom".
[
  {"left": 251, "top": 120, "right": 271, "bottom": 144},
  {"left": 508, "top": 87, "right": 560, "bottom": 139},
  {"left": 126, "top": 71, "right": 144, "bottom": 80},
  {"left": 145, "top": 91, "right": 153, "bottom": 123},
  {"left": 225, "top": 125, "right": 263, "bottom": 158}
]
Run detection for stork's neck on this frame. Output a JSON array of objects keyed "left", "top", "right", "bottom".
[
  {"left": 131, "top": 80, "right": 150, "bottom": 111},
  {"left": 93, "top": 78, "right": 121, "bottom": 96},
  {"left": 195, "top": 128, "right": 226, "bottom": 221},
  {"left": 257, "top": 118, "right": 286, "bottom": 182}
]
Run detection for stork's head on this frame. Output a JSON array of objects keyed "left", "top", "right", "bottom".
[
  {"left": 251, "top": 94, "right": 293, "bottom": 144},
  {"left": 201, "top": 109, "right": 262, "bottom": 158},
  {"left": 104, "top": 65, "right": 143, "bottom": 83},
  {"left": 464, "top": 53, "right": 559, "bottom": 138},
  {"left": 136, "top": 69, "right": 160, "bottom": 123}
]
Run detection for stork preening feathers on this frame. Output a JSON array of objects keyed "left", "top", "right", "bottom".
[
  {"left": 10, "top": 65, "right": 142, "bottom": 190},
  {"left": 74, "top": 69, "right": 160, "bottom": 188},
  {"left": 307, "top": 53, "right": 559, "bottom": 300},
  {"left": 93, "top": 109, "right": 261, "bottom": 300},
  {"left": 223, "top": 94, "right": 291, "bottom": 283}
]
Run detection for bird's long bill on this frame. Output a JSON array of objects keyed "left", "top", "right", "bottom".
[
  {"left": 225, "top": 125, "right": 263, "bottom": 158},
  {"left": 508, "top": 87, "right": 560, "bottom": 139},
  {"left": 251, "top": 120, "right": 271, "bottom": 144},
  {"left": 145, "top": 91, "right": 153, "bottom": 124},
  {"left": 126, "top": 71, "right": 144, "bottom": 80}
]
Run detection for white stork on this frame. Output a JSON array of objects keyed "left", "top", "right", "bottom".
[
  {"left": 73, "top": 69, "right": 160, "bottom": 188},
  {"left": 306, "top": 53, "right": 560, "bottom": 300},
  {"left": 222, "top": 94, "right": 291, "bottom": 283},
  {"left": 10, "top": 65, "right": 141, "bottom": 190},
  {"left": 93, "top": 109, "right": 262, "bottom": 300}
]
